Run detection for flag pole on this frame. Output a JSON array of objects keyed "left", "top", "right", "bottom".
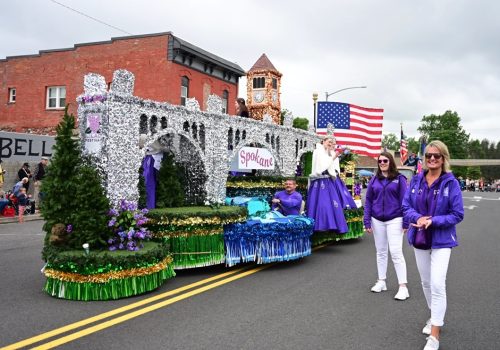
[{"left": 312, "top": 92, "right": 318, "bottom": 130}]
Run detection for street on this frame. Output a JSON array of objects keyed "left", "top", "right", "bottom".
[{"left": 0, "top": 191, "right": 499, "bottom": 349}]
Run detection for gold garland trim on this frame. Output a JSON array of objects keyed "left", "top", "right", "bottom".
[
  {"left": 152, "top": 228, "right": 222, "bottom": 238},
  {"left": 151, "top": 214, "right": 247, "bottom": 227},
  {"left": 226, "top": 181, "right": 307, "bottom": 189},
  {"left": 44, "top": 256, "right": 174, "bottom": 284}
]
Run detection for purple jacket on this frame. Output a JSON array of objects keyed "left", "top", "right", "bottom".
[
  {"left": 402, "top": 171, "right": 464, "bottom": 249},
  {"left": 272, "top": 190, "right": 303, "bottom": 216},
  {"left": 364, "top": 174, "right": 408, "bottom": 229}
]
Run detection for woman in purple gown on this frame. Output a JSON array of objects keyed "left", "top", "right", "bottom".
[{"left": 306, "top": 136, "right": 356, "bottom": 233}]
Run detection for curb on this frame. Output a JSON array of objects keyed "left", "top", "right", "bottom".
[{"left": 0, "top": 213, "right": 43, "bottom": 225}]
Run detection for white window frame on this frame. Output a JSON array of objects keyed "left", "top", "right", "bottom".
[
  {"left": 46, "top": 86, "right": 66, "bottom": 109},
  {"left": 180, "top": 76, "right": 189, "bottom": 106},
  {"left": 222, "top": 90, "right": 228, "bottom": 114},
  {"left": 8, "top": 88, "right": 16, "bottom": 103}
]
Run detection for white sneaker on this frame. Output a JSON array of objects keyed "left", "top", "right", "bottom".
[
  {"left": 394, "top": 286, "right": 410, "bottom": 300},
  {"left": 423, "top": 335, "right": 439, "bottom": 350},
  {"left": 370, "top": 280, "right": 387, "bottom": 292},
  {"left": 422, "top": 319, "right": 432, "bottom": 335}
]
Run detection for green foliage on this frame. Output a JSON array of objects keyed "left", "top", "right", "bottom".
[
  {"left": 418, "top": 110, "right": 469, "bottom": 159},
  {"left": 42, "top": 241, "right": 169, "bottom": 273},
  {"left": 41, "top": 106, "right": 110, "bottom": 251},
  {"left": 226, "top": 175, "right": 308, "bottom": 189},
  {"left": 293, "top": 117, "right": 309, "bottom": 131},
  {"left": 467, "top": 166, "right": 482, "bottom": 179},
  {"left": 66, "top": 162, "right": 110, "bottom": 248},
  {"left": 156, "top": 153, "right": 185, "bottom": 208},
  {"left": 407, "top": 137, "right": 420, "bottom": 154},
  {"left": 146, "top": 206, "right": 247, "bottom": 226},
  {"left": 382, "top": 133, "right": 399, "bottom": 151},
  {"left": 451, "top": 166, "right": 468, "bottom": 179}
]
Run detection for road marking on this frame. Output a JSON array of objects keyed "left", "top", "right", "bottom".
[
  {"left": 465, "top": 205, "right": 477, "bottom": 210},
  {"left": 463, "top": 196, "right": 500, "bottom": 201},
  {"left": 30, "top": 264, "right": 273, "bottom": 349},
  {"left": 0, "top": 266, "right": 250, "bottom": 350},
  {"left": 2, "top": 243, "right": 332, "bottom": 349}
]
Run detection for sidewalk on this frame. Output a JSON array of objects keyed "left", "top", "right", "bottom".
[{"left": 0, "top": 212, "right": 43, "bottom": 224}]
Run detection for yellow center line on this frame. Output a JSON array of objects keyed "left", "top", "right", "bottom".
[
  {"left": 30, "top": 264, "right": 272, "bottom": 349},
  {"left": 0, "top": 266, "right": 249, "bottom": 350},
  {"left": 3, "top": 244, "right": 328, "bottom": 350}
]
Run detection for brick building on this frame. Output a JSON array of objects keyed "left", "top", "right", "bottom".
[{"left": 0, "top": 32, "right": 246, "bottom": 134}]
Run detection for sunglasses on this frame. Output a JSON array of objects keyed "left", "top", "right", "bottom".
[
  {"left": 425, "top": 153, "right": 443, "bottom": 160},
  {"left": 378, "top": 159, "right": 389, "bottom": 164}
]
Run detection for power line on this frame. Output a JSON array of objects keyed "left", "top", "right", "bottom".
[{"left": 48, "top": 0, "right": 133, "bottom": 35}]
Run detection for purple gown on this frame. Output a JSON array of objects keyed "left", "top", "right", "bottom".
[
  {"left": 306, "top": 176, "right": 349, "bottom": 233},
  {"left": 333, "top": 177, "right": 357, "bottom": 209}
]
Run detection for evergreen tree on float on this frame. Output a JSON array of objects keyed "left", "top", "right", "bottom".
[
  {"left": 41, "top": 106, "right": 110, "bottom": 251},
  {"left": 155, "top": 153, "right": 185, "bottom": 208}
]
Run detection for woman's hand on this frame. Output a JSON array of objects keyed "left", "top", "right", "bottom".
[
  {"left": 411, "top": 216, "right": 432, "bottom": 229},
  {"left": 365, "top": 227, "right": 373, "bottom": 234}
]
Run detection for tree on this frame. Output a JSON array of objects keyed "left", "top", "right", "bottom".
[
  {"left": 467, "top": 166, "right": 481, "bottom": 179},
  {"left": 293, "top": 117, "right": 309, "bottom": 131},
  {"left": 468, "top": 139, "right": 485, "bottom": 159},
  {"left": 156, "top": 153, "right": 185, "bottom": 208},
  {"left": 407, "top": 137, "right": 420, "bottom": 154},
  {"left": 66, "top": 161, "right": 110, "bottom": 248},
  {"left": 417, "top": 110, "right": 469, "bottom": 159},
  {"left": 382, "top": 133, "right": 399, "bottom": 151},
  {"left": 41, "top": 107, "right": 110, "bottom": 250}
]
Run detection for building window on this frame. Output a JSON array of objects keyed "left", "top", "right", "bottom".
[
  {"left": 181, "top": 76, "right": 189, "bottom": 106},
  {"left": 253, "top": 77, "right": 265, "bottom": 89},
  {"left": 8, "top": 88, "right": 16, "bottom": 103},
  {"left": 46, "top": 86, "right": 66, "bottom": 109},
  {"left": 222, "top": 90, "right": 228, "bottom": 113},
  {"left": 272, "top": 78, "right": 277, "bottom": 89}
]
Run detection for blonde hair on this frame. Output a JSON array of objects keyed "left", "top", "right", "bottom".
[
  {"left": 321, "top": 135, "right": 336, "bottom": 143},
  {"left": 423, "top": 140, "right": 451, "bottom": 173}
]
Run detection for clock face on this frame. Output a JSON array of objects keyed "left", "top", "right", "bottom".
[
  {"left": 253, "top": 91, "right": 264, "bottom": 103},
  {"left": 272, "top": 91, "right": 278, "bottom": 103}
]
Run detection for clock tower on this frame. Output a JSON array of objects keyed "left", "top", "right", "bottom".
[{"left": 247, "top": 54, "right": 282, "bottom": 124}]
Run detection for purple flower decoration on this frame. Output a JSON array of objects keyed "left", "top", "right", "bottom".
[
  {"left": 66, "top": 224, "right": 73, "bottom": 233},
  {"left": 107, "top": 199, "right": 151, "bottom": 251}
]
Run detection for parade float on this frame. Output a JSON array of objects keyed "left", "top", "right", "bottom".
[
  {"left": 40, "top": 69, "right": 365, "bottom": 300},
  {"left": 40, "top": 108, "right": 175, "bottom": 301}
]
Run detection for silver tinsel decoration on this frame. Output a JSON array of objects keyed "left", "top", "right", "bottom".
[
  {"left": 78, "top": 70, "right": 321, "bottom": 207},
  {"left": 185, "top": 98, "right": 200, "bottom": 111},
  {"left": 263, "top": 114, "right": 273, "bottom": 124},
  {"left": 206, "top": 94, "right": 223, "bottom": 114},
  {"left": 283, "top": 112, "right": 293, "bottom": 128}
]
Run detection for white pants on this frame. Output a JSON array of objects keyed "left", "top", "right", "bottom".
[
  {"left": 371, "top": 217, "right": 407, "bottom": 284},
  {"left": 414, "top": 247, "right": 451, "bottom": 327}
]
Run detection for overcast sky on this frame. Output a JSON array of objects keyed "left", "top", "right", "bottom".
[{"left": 2, "top": 0, "right": 500, "bottom": 143}]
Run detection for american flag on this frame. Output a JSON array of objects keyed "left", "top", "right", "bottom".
[
  {"left": 400, "top": 125, "right": 408, "bottom": 165},
  {"left": 316, "top": 102, "right": 383, "bottom": 158}
]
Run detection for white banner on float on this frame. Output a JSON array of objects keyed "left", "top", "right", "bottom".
[
  {"left": 84, "top": 113, "right": 102, "bottom": 154},
  {"left": 238, "top": 147, "right": 274, "bottom": 170}
]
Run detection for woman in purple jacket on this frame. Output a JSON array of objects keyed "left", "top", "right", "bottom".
[
  {"left": 364, "top": 151, "right": 409, "bottom": 300},
  {"left": 402, "top": 140, "right": 464, "bottom": 350}
]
